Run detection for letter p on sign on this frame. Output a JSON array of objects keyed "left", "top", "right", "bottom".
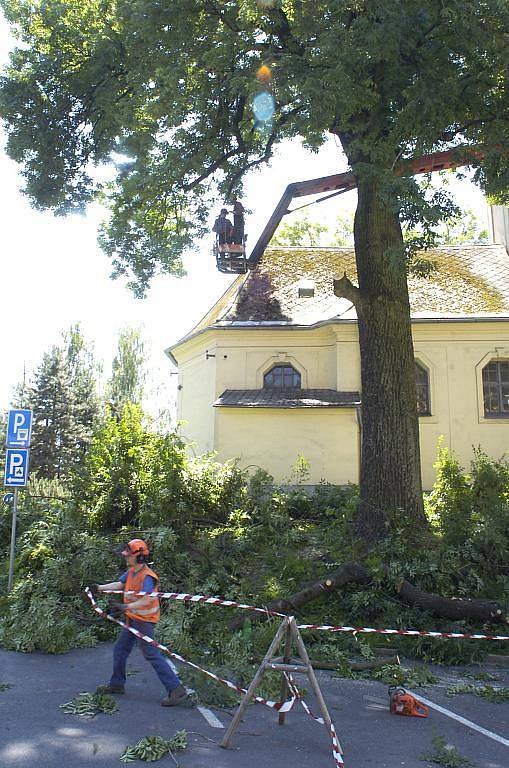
[{"left": 4, "top": 448, "right": 29, "bottom": 487}]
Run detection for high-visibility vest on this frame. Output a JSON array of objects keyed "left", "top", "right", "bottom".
[{"left": 123, "top": 565, "right": 160, "bottom": 623}]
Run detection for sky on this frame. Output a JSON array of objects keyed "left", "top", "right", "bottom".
[{"left": 0, "top": 14, "right": 488, "bottom": 418}]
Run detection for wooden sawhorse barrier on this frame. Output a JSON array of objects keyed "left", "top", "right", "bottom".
[{"left": 221, "top": 615, "right": 343, "bottom": 756}]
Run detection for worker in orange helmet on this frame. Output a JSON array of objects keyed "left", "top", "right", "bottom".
[{"left": 94, "top": 538, "right": 191, "bottom": 707}]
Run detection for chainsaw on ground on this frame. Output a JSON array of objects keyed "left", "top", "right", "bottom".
[{"left": 388, "top": 686, "right": 429, "bottom": 718}]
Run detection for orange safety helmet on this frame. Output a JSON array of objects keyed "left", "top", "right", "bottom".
[{"left": 121, "top": 538, "right": 150, "bottom": 558}]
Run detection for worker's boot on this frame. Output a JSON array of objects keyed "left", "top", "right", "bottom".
[
  {"left": 161, "top": 684, "right": 193, "bottom": 707},
  {"left": 96, "top": 684, "right": 125, "bottom": 695}
]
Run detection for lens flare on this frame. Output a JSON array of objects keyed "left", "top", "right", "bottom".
[
  {"left": 252, "top": 92, "right": 275, "bottom": 123},
  {"left": 256, "top": 65, "right": 272, "bottom": 84}
]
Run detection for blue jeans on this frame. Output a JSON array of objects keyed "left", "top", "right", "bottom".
[{"left": 110, "top": 619, "right": 181, "bottom": 693}]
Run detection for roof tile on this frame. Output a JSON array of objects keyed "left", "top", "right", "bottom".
[
  {"left": 222, "top": 245, "right": 509, "bottom": 324},
  {"left": 214, "top": 389, "right": 361, "bottom": 408}
]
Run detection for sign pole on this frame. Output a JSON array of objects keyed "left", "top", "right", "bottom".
[
  {"left": 7, "top": 489, "right": 18, "bottom": 593},
  {"left": 4, "top": 408, "right": 32, "bottom": 592}
]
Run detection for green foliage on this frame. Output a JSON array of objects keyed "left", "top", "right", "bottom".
[
  {"left": 425, "top": 444, "right": 473, "bottom": 544},
  {"left": 120, "top": 732, "right": 187, "bottom": 763},
  {"left": 14, "top": 326, "right": 99, "bottom": 480},
  {"left": 0, "top": 475, "right": 69, "bottom": 572},
  {"left": 0, "top": 511, "right": 115, "bottom": 652},
  {"left": 2, "top": 1, "right": 508, "bottom": 294},
  {"left": 2, "top": 412, "right": 509, "bottom": 687},
  {"left": 426, "top": 446, "right": 509, "bottom": 573},
  {"left": 370, "top": 664, "right": 437, "bottom": 687},
  {"left": 60, "top": 692, "right": 118, "bottom": 716},
  {"left": 421, "top": 733, "right": 473, "bottom": 767},
  {"left": 404, "top": 207, "right": 488, "bottom": 253},
  {"left": 272, "top": 213, "right": 328, "bottom": 246},
  {"left": 469, "top": 670, "right": 498, "bottom": 682},
  {"left": 3, "top": 0, "right": 509, "bottom": 542},
  {"left": 106, "top": 327, "right": 146, "bottom": 411},
  {"left": 73, "top": 404, "right": 184, "bottom": 530},
  {"left": 446, "top": 683, "right": 509, "bottom": 703},
  {"left": 435, "top": 210, "right": 488, "bottom": 246}
]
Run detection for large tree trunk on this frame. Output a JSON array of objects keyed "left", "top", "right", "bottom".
[
  {"left": 229, "top": 562, "right": 369, "bottom": 630},
  {"left": 397, "top": 579, "right": 507, "bottom": 622},
  {"left": 335, "top": 179, "right": 427, "bottom": 543}
]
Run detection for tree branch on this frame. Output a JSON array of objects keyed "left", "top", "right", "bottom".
[
  {"left": 182, "top": 148, "right": 238, "bottom": 192},
  {"left": 333, "top": 271, "right": 361, "bottom": 306},
  {"left": 267, "top": 7, "right": 305, "bottom": 56},
  {"left": 202, "top": 0, "right": 240, "bottom": 33}
]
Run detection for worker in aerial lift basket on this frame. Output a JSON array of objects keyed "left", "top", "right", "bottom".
[
  {"left": 212, "top": 207, "right": 233, "bottom": 244},
  {"left": 232, "top": 200, "right": 245, "bottom": 244}
]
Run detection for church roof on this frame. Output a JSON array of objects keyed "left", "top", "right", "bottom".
[
  {"left": 226, "top": 244, "right": 509, "bottom": 325},
  {"left": 176, "top": 244, "right": 509, "bottom": 351}
]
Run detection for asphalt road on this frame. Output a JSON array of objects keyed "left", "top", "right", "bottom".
[{"left": 1, "top": 642, "right": 509, "bottom": 768}]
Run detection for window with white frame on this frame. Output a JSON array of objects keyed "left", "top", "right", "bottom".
[{"left": 482, "top": 360, "right": 509, "bottom": 418}]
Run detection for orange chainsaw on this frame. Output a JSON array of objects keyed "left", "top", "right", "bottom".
[{"left": 388, "top": 687, "right": 429, "bottom": 718}]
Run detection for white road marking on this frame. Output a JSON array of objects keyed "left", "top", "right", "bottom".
[
  {"left": 406, "top": 689, "right": 509, "bottom": 748},
  {"left": 196, "top": 706, "right": 224, "bottom": 729},
  {"left": 166, "top": 659, "right": 224, "bottom": 729}
]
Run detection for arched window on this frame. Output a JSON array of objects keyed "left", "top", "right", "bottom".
[
  {"left": 263, "top": 364, "right": 301, "bottom": 389},
  {"left": 415, "top": 361, "right": 431, "bottom": 416},
  {"left": 482, "top": 360, "right": 509, "bottom": 418}
]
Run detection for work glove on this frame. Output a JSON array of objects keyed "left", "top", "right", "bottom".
[{"left": 109, "top": 602, "right": 127, "bottom": 619}]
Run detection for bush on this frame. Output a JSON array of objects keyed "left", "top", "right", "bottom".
[
  {"left": 426, "top": 444, "right": 473, "bottom": 544},
  {"left": 0, "top": 513, "right": 116, "bottom": 652},
  {"left": 3, "top": 422, "right": 509, "bottom": 677}
]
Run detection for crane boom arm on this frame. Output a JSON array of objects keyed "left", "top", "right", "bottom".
[{"left": 248, "top": 145, "right": 484, "bottom": 268}]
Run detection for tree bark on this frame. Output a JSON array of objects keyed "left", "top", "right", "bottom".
[
  {"left": 254, "top": 655, "right": 400, "bottom": 671},
  {"left": 336, "top": 177, "right": 428, "bottom": 543},
  {"left": 396, "top": 579, "right": 507, "bottom": 623},
  {"left": 229, "top": 562, "right": 370, "bottom": 630}
]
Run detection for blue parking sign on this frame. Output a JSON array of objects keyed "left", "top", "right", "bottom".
[
  {"left": 7, "top": 409, "right": 33, "bottom": 448},
  {"left": 4, "top": 448, "right": 30, "bottom": 487}
]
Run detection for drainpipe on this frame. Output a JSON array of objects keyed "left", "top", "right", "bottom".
[{"left": 355, "top": 403, "right": 362, "bottom": 486}]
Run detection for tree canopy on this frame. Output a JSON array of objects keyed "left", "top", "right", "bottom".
[
  {"left": 2, "top": 0, "right": 509, "bottom": 541},
  {"left": 1, "top": 1, "right": 508, "bottom": 294}
]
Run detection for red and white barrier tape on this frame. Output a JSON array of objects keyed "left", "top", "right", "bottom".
[
  {"left": 85, "top": 588, "right": 296, "bottom": 713},
  {"left": 295, "top": 623, "right": 509, "bottom": 642},
  {"left": 99, "top": 588, "right": 287, "bottom": 618},
  {"left": 98, "top": 588, "right": 509, "bottom": 642},
  {"left": 285, "top": 674, "right": 343, "bottom": 768},
  {"left": 87, "top": 589, "right": 344, "bottom": 767},
  {"left": 286, "top": 673, "right": 324, "bottom": 724}
]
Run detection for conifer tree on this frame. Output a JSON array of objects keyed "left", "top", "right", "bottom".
[
  {"left": 64, "top": 324, "right": 100, "bottom": 456},
  {"left": 22, "top": 327, "right": 100, "bottom": 479},
  {"left": 28, "top": 347, "right": 77, "bottom": 479}
]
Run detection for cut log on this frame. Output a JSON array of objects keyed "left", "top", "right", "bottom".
[
  {"left": 230, "top": 562, "right": 370, "bottom": 631},
  {"left": 256, "top": 655, "right": 400, "bottom": 671},
  {"left": 396, "top": 579, "right": 507, "bottom": 623},
  {"left": 309, "top": 656, "right": 400, "bottom": 672}
]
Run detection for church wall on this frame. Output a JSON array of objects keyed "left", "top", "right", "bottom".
[
  {"left": 171, "top": 321, "right": 509, "bottom": 489},
  {"left": 173, "top": 338, "right": 217, "bottom": 455},
  {"left": 214, "top": 407, "right": 360, "bottom": 485}
]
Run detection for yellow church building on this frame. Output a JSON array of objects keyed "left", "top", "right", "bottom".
[{"left": 168, "top": 218, "right": 509, "bottom": 489}]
